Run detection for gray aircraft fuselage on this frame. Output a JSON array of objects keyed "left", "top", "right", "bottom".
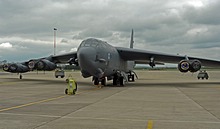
[{"left": 77, "top": 38, "right": 135, "bottom": 79}]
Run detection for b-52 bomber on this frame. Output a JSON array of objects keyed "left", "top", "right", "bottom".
[{"left": 3, "top": 30, "right": 220, "bottom": 86}]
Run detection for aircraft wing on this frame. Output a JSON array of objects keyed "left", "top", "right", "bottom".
[
  {"left": 135, "top": 60, "right": 164, "bottom": 65},
  {"left": 116, "top": 47, "right": 220, "bottom": 67},
  {"left": 52, "top": 51, "right": 77, "bottom": 64}
]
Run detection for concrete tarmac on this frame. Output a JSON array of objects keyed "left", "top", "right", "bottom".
[{"left": 1, "top": 70, "right": 220, "bottom": 129}]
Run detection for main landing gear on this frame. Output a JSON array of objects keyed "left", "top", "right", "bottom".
[
  {"left": 93, "top": 71, "right": 138, "bottom": 87},
  {"left": 113, "top": 72, "right": 126, "bottom": 86},
  {"left": 113, "top": 71, "right": 137, "bottom": 86},
  {"left": 93, "top": 77, "right": 106, "bottom": 86},
  {"left": 127, "top": 74, "right": 135, "bottom": 82},
  {"left": 93, "top": 75, "right": 124, "bottom": 87}
]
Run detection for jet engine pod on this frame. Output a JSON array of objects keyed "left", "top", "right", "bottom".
[
  {"left": 178, "top": 60, "right": 201, "bottom": 73},
  {"left": 189, "top": 60, "right": 201, "bottom": 72},
  {"left": 36, "top": 59, "right": 56, "bottom": 71},
  {"left": 3, "top": 63, "right": 29, "bottom": 73},
  {"left": 178, "top": 60, "right": 190, "bottom": 73}
]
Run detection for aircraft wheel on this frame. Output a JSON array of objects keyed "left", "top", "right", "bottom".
[
  {"left": 101, "top": 78, "right": 106, "bottom": 86},
  {"left": 113, "top": 77, "right": 117, "bottom": 85},
  {"left": 128, "top": 75, "right": 131, "bottom": 81},
  {"left": 131, "top": 75, "right": 135, "bottom": 82},
  {"left": 94, "top": 78, "right": 99, "bottom": 85},
  {"left": 119, "top": 76, "right": 124, "bottom": 86}
]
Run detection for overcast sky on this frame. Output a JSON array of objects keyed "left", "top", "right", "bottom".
[{"left": 0, "top": 0, "right": 220, "bottom": 62}]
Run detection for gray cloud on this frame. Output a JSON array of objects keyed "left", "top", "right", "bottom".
[
  {"left": 182, "top": 1, "right": 220, "bottom": 25},
  {"left": 0, "top": 0, "right": 220, "bottom": 62}
]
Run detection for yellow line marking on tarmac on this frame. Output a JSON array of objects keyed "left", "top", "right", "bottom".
[
  {"left": 147, "top": 120, "right": 153, "bottom": 129},
  {"left": 0, "top": 86, "right": 102, "bottom": 112},
  {"left": 0, "top": 82, "right": 18, "bottom": 85},
  {"left": 0, "top": 95, "right": 67, "bottom": 112}
]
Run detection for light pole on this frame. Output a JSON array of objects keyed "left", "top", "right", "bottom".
[{"left": 54, "top": 28, "right": 57, "bottom": 55}]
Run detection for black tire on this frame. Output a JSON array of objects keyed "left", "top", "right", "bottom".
[
  {"left": 61, "top": 76, "right": 64, "bottom": 78},
  {"left": 131, "top": 75, "right": 135, "bottom": 82},
  {"left": 65, "top": 88, "right": 68, "bottom": 94},
  {"left": 128, "top": 75, "right": 131, "bottom": 82},
  {"left": 113, "top": 77, "right": 117, "bottom": 85},
  {"left": 101, "top": 78, "right": 106, "bottom": 86},
  {"left": 119, "top": 76, "right": 124, "bottom": 86},
  {"left": 202, "top": 77, "right": 204, "bottom": 80},
  {"left": 198, "top": 77, "right": 200, "bottom": 79},
  {"left": 113, "top": 74, "right": 118, "bottom": 85},
  {"left": 55, "top": 76, "right": 58, "bottom": 78},
  {"left": 94, "top": 78, "right": 99, "bottom": 85}
]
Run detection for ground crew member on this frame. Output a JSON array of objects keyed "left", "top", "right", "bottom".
[{"left": 65, "top": 76, "right": 77, "bottom": 95}]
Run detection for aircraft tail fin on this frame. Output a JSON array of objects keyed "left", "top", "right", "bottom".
[{"left": 130, "top": 29, "right": 134, "bottom": 49}]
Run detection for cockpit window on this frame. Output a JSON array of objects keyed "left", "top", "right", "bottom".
[{"left": 79, "top": 39, "right": 99, "bottom": 48}]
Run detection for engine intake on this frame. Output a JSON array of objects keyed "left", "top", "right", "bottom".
[
  {"left": 178, "top": 60, "right": 201, "bottom": 73},
  {"left": 28, "top": 60, "right": 36, "bottom": 69},
  {"left": 35, "top": 59, "right": 56, "bottom": 71}
]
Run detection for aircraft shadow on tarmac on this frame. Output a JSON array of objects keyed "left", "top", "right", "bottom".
[
  {"left": 1, "top": 78, "right": 66, "bottom": 85},
  {"left": 2, "top": 77, "right": 220, "bottom": 88},
  {"left": 124, "top": 81, "right": 220, "bottom": 88}
]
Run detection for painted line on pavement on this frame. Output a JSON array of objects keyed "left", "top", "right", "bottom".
[
  {"left": 0, "top": 81, "right": 19, "bottom": 85},
  {"left": 0, "top": 95, "right": 67, "bottom": 112},
  {"left": 0, "top": 86, "right": 102, "bottom": 112}
]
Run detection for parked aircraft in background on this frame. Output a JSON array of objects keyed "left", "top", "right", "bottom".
[{"left": 3, "top": 30, "right": 220, "bottom": 86}]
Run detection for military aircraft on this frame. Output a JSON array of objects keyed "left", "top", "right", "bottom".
[{"left": 3, "top": 30, "right": 220, "bottom": 86}]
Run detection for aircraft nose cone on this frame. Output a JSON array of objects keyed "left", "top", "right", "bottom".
[
  {"left": 77, "top": 47, "right": 105, "bottom": 78},
  {"left": 78, "top": 47, "right": 96, "bottom": 62},
  {"left": 77, "top": 47, "right": 96, "bottom": 69}
]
